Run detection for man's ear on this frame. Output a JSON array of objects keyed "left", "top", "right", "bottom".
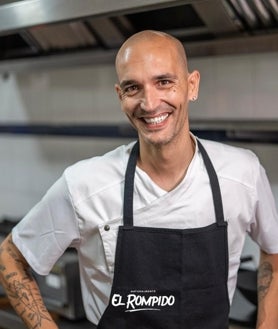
[
  {"left": 115, "top": 84, "right": 123, "bottom": 101},
  {"left": 188, "top": 70, "right": 200, "bottom": 102}
]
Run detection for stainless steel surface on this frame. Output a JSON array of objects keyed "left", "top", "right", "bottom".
[
  {"left": 1, "top": 31, "right": 278, "bottom": 74},
  {"left": 0, "top": 0, "right": 277, "bottom": 71},
  {"left": 0, "top": 48, "right": 118, "bottom": 73},
  {"left": 0, "top": 309, "right": 26, "bottom": 329},
  {"left": 32, "top": 250, "right": 85, "bottom": 320},
  {"left": 0, "top": 0, "right": 192, "bottom": 33},
  {"left": 192, "top": 0, "right": 241, "bottom": 35},
  {"left": 229, "top": 289, "right": 256, "bottom": 328}
]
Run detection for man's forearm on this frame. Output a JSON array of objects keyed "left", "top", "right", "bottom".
[
  {"left": 0, "top": 234, "right": 58, "bottom": 329},
  {"left": 256, "top": 251, "right": 278, "bottom": 329}
]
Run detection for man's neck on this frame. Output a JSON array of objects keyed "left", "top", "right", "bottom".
[{"left": 137, "top": 135, "right": 195, "bottom": 191}]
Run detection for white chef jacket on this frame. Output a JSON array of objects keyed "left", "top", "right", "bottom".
[{"left": 12, "top": 136, "right": 278, "bottom": 325}]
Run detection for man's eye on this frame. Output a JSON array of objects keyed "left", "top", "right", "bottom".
[
  {"left": 123, "top": 85, "right": 139, "bottom": 95},
  {"left": 158, "top": 80, "right": 172, "bottom": 87}
]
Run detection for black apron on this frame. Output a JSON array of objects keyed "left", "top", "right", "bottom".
[{"left": 97, "top": 140, "right": 230, "bottom": 329}]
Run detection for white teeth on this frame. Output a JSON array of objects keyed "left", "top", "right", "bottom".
[{"left": 144, "top": 114, "right": 169, "bottom": 124}]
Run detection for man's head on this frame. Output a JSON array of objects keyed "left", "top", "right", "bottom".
[
  {"left": 115, "top": 30, "right": 188, "bottom": 78},
  {"left": 115, "top": 30, "right": 200, "bottom": 147}
]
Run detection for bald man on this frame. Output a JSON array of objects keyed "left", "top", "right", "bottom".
[{"left": 1, "top": 30, "right": 278, "bottom": 329}]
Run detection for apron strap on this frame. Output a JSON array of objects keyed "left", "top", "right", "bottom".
[
  {"left": 123, "top": 140, "right": 225, "bottom": 227},
  {"left": 123, "top": 141, "right": 139, "bottom": 226},
  {"left": 197, "top": 140, "right": 226, "bottom": 226}
]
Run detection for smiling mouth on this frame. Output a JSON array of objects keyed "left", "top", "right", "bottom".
[{"left": 143, "top": 113, "right": 169, "bottom": 125}]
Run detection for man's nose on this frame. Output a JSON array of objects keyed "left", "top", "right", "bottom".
[{"left": 140, "top": 86, "right": 160, "bottom": 112}]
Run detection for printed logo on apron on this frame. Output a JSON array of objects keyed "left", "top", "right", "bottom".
[{"left": 111, "top": 290, "right": 176, "bottom": 312}]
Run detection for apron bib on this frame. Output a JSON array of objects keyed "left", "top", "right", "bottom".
[{"left": 97, "top": 141, "right": 230, "bottom": 329}]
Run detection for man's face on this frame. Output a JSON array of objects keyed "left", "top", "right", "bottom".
[{"left": 115, "top": 39, "right": 199, "bottom": 147}]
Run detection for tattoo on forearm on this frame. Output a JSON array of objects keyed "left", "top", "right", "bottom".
[
  {"left": 7, "top": 278, "right": 52, "bottom": 328},
  {"left": 5, "top": 271, "right": 17, "bottom": 280},
  {"left": 0, "top": 236, "right": 53, "bottom": 328},
  {"left": 7, "top": 246, "right": 22, "bottom": 264},
  {"left": 257, "top": 261, "right": 273, "bottom": 302}
]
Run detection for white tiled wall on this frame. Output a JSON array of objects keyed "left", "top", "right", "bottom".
[
  {"left": 1, "top": 64, "right": 122, "bottom": 124},
  {"left": 0, "top": 52, "right": 277, "bottom": 221},
  {"left": 0, "top": 135, "right": 132, "bottom": 218},
  {"left": 189, "top": 52, "right": 278, "bottom": 120},
  {"left": 0, "top": 64, "right": 131, "bottom": 219}
]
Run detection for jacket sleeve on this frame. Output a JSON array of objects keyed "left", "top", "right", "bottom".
[{"left": 12, "top": 173, "right": 80, "bottom": 275}]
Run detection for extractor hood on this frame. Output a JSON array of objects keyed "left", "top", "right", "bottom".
[{"left": 0, "top": 0, "right": 277, "bottom": 72}]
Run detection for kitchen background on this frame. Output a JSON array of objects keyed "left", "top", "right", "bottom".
[
  {"left": 1, "top": 52, "right": 277, "bottom": 221},
  {"left": 0, "top": 0, "right": 278, "bottom": 328}
]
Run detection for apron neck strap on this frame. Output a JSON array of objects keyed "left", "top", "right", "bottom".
[
  {"left": 123, "top": 141, "right": 139, "bottom": 226},
  {"left": 123, "top": 140, "right": 225, "bottom": 227},
  {"left": 197, "top": 140, "right": 225, "bottom": 226}
]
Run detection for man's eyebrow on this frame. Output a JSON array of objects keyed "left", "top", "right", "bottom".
[
  {"left": 119, "top": 80, "right": 138, "bottom": 89},
  {"left": 155, "top": 73, "right": 177, "bottom": 80}
]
